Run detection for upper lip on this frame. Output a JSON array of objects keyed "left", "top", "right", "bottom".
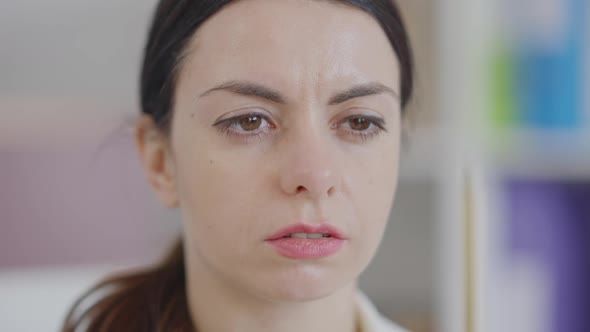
[{"left": 265, "top": 223, "right": 346, "bottom": 241}]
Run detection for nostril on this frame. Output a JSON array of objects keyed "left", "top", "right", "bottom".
[{"left": 296, "top": 186, "right": 306, "bottom": 194}]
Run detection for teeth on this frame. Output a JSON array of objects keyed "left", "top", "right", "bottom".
[
  {"left": 307, "top": 233, "right": 324, "bottom": 239},
  {"left": 289, "top": 233, "right": 328, "bottom": 239}
]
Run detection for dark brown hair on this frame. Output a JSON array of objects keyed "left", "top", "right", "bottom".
[{"left": 62, "top": 1, "right": 414, "bottom": 331}]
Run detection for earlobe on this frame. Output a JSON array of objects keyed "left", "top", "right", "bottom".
[{"left": 135, "top": 115, "right": 180, "bottom": 208}]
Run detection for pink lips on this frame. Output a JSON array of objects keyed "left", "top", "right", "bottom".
[{"left": 265, "top": 223, "right": 346, "bottom": 259}]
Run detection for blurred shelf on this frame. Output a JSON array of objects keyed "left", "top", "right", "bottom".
[
  {"left": 399, "top": 127, "right": 450, "bottom": 181},
  {"left": 483, "top": 128, "right": 590, "bottom": 179},
  {"left": 0, "top": 94, "right": 136, "bottom": 149}
]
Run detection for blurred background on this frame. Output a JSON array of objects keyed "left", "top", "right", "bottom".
[{"left": 0, "top": 1, "right": 588, "bottom": 332}]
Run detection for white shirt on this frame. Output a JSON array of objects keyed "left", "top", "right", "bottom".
[{"left": 356, "top": 292, "right": 409, "bottom": 332}]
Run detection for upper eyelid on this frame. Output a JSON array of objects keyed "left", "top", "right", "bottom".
[
  {"left": 213, "top": 109, "right": 386, "bottom": 128},
  {"left": 216, "top": 115, "right": 385, "bottom": 143},
  {"left": 341, "top": 116, "right": 389, "bottom": 132},
  {"left": 212, "top": 110, "right": 272, "bottom": 127},
  {"left": 338, "top": 113, "right": 386, "bottom": 126},
  {"left": 219, "top": 117, "right": 385, "bottom": 137}
]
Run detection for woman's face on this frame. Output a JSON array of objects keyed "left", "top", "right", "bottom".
[{"left": 166, "top": 0, "right": 401, "bottom": 302}]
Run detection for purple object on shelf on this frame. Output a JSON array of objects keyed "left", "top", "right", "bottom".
[{"left": 506, "top": 180, "right": 590, "bottom": 332}]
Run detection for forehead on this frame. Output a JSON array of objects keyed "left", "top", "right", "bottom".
[{"left": 177, "top": 0, "right": 400, "bottom": 96}]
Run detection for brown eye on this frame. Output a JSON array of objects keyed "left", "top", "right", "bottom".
[
  {"left": 239, "top": 115, "right": 262, "bottom": 131},
  {"left": 348, "top": 117, "right": 371, "bottom": 131}
]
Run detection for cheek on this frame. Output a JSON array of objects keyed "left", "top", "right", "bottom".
[
  {"left": 346, "top": 142, "right": 399, "bottom": 243},
  {"left": 175, "top": 148, "right": 268, "bottom": 253}
]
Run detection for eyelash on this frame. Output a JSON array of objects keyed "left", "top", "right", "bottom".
[
  {"left": 336, "top": 115, "right": 388, "bottom": 142},
  {"left": 213, "top": 113, "right": 276, "bottom": 143},
  {"left": 213, "top": 112, "right": 387, "bottom": 143}
]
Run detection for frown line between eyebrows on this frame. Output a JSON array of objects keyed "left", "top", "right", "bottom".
[{"left": 196, "top": 79, "right": 399, "bottom": 106}]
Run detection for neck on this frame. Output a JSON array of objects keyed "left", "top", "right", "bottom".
[{"left": 186, "top": 260, "right": 359, "bottom": 332}]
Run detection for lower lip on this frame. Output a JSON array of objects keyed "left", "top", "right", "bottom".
[{"left": 266, "top": 237, "right": 344, "bottom": 259}]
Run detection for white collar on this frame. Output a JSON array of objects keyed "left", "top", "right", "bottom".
[{"left": 356, "top": 292, "right": 409, "bottom": 332}]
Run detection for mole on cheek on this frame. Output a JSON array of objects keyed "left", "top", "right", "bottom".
[{"left": 209, "top": 159, "right": 214, "bottom": 165}]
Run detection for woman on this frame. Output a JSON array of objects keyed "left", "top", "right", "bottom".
[{"left": 63, "top": 0, "right": 414, "bottom": 331}]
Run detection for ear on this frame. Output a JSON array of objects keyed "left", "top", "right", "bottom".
[{"left": 135, "top": 115, "right": 179, "bottom": 208}]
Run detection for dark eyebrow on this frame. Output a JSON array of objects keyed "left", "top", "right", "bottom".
[
  {"left": 328, "top": 82, "right": 399, "bottom": 105},
  {"left": 198, "top": 80, "right": 398, "bottom": 106},
  {"left": 198, "top": 80, "right": 286, "bottom": 104}
]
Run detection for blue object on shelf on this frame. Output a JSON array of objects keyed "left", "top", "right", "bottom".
[{"left": 515, "top": 0, "right": 586, "bottom": 128}]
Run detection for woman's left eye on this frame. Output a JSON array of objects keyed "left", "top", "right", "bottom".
[{"left": 337, "top": 115, "right": 387, "bottom": 141}]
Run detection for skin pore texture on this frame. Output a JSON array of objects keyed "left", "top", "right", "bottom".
[{"left": 135, "top": 0, "right": 402, "bottom": 331}]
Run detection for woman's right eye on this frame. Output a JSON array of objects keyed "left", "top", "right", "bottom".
[{"left": 212, "top": 113, "right": 275, "bottom": 141}]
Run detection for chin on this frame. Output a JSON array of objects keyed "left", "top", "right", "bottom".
[{"left": 250, "top": 264, "right": 355, "bottom": 303}]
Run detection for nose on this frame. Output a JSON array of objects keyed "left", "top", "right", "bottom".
[{"left": 278, "top": 133, "right": 340, "bottom": 200}]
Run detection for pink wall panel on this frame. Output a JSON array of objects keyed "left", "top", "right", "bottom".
[{"left": 0, "top": 138, "right": 173, "bottom": 268}]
